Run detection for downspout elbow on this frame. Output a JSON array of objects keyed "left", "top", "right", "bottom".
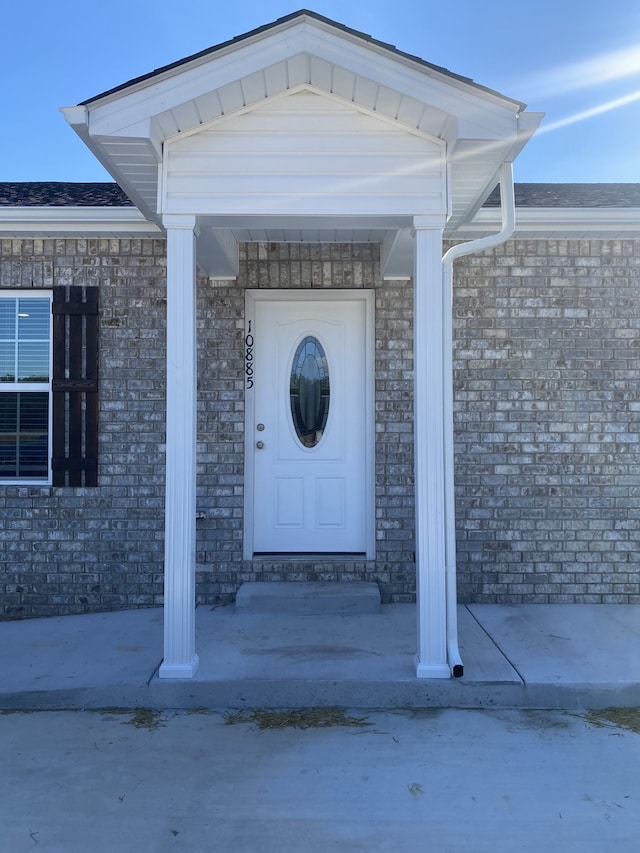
[{"left": 443, "top": 162, "right": 516, "bottom": 270}]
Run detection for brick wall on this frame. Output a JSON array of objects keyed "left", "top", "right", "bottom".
[
  {"left": 0, "top": 239, "right": 417, "bottom": 617},
  {"left": 0, "top": 238, "right": 168, "bottom": 618},
  {"left": 2, "top": 235, "right": 639, "bottom": 618},
  {"left": 453, "top": 239, "right": 640, "bottom": 604}
]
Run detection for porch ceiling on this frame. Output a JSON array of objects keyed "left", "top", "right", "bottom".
[{"left": 193, "top": 218, "right": 408, "bottom": 280}]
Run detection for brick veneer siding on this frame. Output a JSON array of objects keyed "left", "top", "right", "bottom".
[
  {"left": 0, "top": 239, "right": 417, "bottom": 617},
  {"left": 453, "top": 239, "right": 640, "bottom": 604},
  {"left": 1, "top": 235, "right": 639, "bottom": 618},
  {"left": 1, "top": 237, "right": 168, "bottom": 618}
]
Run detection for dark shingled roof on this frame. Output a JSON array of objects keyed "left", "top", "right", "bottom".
[
  {"left": 0, "top": 182, "right": 132, "bottom": 207},
  {"left": 485, "top": 183, "right": 640, "bottom": 208},
  {"left": 1, "top": 181, "right": 640, "bottom": 210}
]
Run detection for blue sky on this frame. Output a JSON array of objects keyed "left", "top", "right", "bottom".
[{"left": 2, "top": 0, "right": 639, "bottom": 183}]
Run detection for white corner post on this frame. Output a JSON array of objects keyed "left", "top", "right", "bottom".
[
  {"left": 159, "top": 214, "right": 199, "bottom": 679},
  {"left": 413, "top": 216, "right": 450, "bottom": 678}
]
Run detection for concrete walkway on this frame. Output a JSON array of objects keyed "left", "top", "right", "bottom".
[
  {"left": 1, "top": 603, "right": 639, "bottom": 711},
  {"left": 2, "top": 707, "right": 639, "bottom": 852}
]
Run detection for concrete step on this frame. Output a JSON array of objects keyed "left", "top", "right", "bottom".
[{"left": 235, "top": 582, "right": 381, "bottom": 616}]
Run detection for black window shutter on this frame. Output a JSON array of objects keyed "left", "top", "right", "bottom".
[{"left": 52, "top": 286, "right": 99, "bottom": 487}]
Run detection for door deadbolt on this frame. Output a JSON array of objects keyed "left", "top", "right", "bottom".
[
  {"left": 256, "top": 441, "right": 265, "bottom": 450},
  {"left": 257, "top": 423, "right": 265, "bottom": 431}
]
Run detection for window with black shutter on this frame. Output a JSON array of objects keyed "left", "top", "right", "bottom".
[{"left": 0, "top": 286, "right": 99, "bottom": 486}]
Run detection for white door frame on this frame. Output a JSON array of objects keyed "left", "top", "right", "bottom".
[{"left": 243, "top": 289, "right": 375, "bottom": 560}]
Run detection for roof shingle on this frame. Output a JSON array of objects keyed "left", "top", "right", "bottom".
[
  {"left": 0, "top": 182, "right": 132, "bottom": 207},
  {"left": 485, "top": 183, "right": 640, "bottom": 208},
  {"left": 2, "top": 181, "right": 640, "bottom": 210}
]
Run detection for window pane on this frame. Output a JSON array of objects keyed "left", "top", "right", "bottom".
[
  {"left": 18, "top": 298, "right": 50, "bottom": 339},
  {"left": 0, "top": 392, "right": 49, "bottom": 479},
  {"left": 0, "top": 297, "right": 51, "bottom": 383},
  {"left": 290, "top": 336, "right": 330, "bottom": 448},
  {"left": 0, "top": 300, "right": 15, "bottom": 339},
  {"left": 0, "top": 341, "right": 14, "bottom": 382},
  {"left": 18, "top": 341, "right": 49, "bottom": 382}
]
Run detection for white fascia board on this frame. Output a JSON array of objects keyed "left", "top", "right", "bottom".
[
  {"left": 83, "top": 18, "right": 523, "bottom": 142},
  {"left": 85, "top": 20, "right": 308, "bottom": 109},
  {"left": 303, "top": 23, "right": 521, "bottom": 111},
  {"left": 61, "top": 104, "right": 88, "bottom": 127},
  {"left": 85, "top": 25, "right": 310, "bottom": 137},
  {"left": 303, "top": 27, "right": 522, "bottom": 135},
  {"left": 0, "top": 206, "right": 162, "bottom": 236},
  {"left": 457, "top": 207, "right": 640, "bottom": 237}
]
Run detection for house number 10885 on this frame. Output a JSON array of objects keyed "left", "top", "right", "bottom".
[{"left": 245, "top": 321, "right": 254, "bottom": 389}]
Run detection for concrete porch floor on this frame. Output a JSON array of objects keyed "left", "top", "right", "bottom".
[{"left": 1, "top": 602, "right": 639, "bottom": 711}]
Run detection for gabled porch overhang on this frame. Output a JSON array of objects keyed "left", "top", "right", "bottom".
[
  {"left": 61, "top": 11, "right": 541, "bottom": 280},
  {"left": 61, "top": 10, "right": 542, "bottom": 680}
]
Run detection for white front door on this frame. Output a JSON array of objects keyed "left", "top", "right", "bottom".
[{"left": 245, "top": 290, "right": 374, "bottom": 556}]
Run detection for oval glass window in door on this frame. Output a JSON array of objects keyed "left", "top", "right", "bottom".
[{"left": 290, "top": 336, "right": 330, "bottom": 448}]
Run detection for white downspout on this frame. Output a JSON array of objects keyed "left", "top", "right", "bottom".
[{"left": 441, "top": 162, "right": 516, "bottom": 677}]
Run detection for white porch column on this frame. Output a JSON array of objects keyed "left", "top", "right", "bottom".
[
  {"left": 413, "top": 217, "right": 450, "bottom": 678},
  {"left": 159, "top": 214, "right": 199, "bottom": 679}
]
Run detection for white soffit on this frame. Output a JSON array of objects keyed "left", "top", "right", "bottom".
[{"left": 61, "top": 12, "right": 540, "bottom": 231}]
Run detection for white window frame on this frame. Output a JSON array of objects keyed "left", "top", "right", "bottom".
[{"left": 0, "top": 290, "right": 53, "bottom": 485}]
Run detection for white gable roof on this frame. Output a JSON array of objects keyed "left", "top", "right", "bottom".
[{"left": 62, "top": 10, "right": 542, "bottom": 239}]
